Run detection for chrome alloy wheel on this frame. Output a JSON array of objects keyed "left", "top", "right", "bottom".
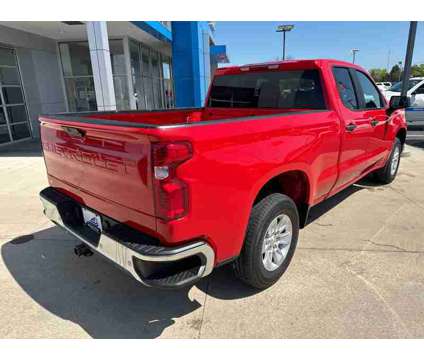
[
  {"left": 262, "top": 214, "right": 293, "bottom": 271},
  {"left": 390, "top": 146, "right": 400, "bottom": 176}
]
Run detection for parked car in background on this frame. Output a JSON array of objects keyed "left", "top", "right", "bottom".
[
  {"left": 384, "top": 77, "right": 424, "bottom": 128},
  {"left": 38, "top": 59, "right": 407, "bottom": 290},
  {"left": 376, "top": 82, "right": 392, "bottom": 91}
]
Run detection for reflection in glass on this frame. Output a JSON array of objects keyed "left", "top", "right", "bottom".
[
  {"left": 0, "top": 108, "right": 6, "bottom": 125},
  {"left": 3, "top": 87, "right": 24, "bottom": 104},
  {"left": 144, "top": 77, "right": 154, "bottom": 110},
  {"left": 113, "top": 76, "right": 129, "bottom": 110},
  {"left": 59, "top": 42, "right": 93, "bottom": 77},
  {"left": 0, "top": 125, "right": 11, "bottom": 143},
  {"left": 141, "top": 47, "right": 150, "bottom": 77},
  {"left": 0, "top": 67, "right": 19, "bottom": 85},
  {"left": 64, "top": 77, "right": 97, "bottom": 112},
  {"left": 129, "top": 40, "right": 142, "bottom": 79},
  {"left": 109, "top": 40, "right": 126, "bottom": 76},
  {"left": 11, "top": 123, "right": 31, "bottom": 140},
  {"left": 7, "top": 105, "right": 28, "bottom": 123},
  {"left": 134, "top": 77, "right": 146, "bottom": 110}
]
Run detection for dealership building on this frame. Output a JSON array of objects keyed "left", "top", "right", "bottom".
[{"left": 0, "top": 21, "right": 228, "bottom": 145}]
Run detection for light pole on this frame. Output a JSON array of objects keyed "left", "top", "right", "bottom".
[
  {"left": 400, "top": 21, "right": 417, "bottom": 106},
  {"left": 351, "top": 49, "right": 359, "bottom": 64},
  {"left": 276, "top": 24, "right": 294, "bottom": 60}
]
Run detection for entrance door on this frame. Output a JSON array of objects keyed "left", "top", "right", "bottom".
[{"left": 0, "top": 46, "right": 31, "bottom": 145}]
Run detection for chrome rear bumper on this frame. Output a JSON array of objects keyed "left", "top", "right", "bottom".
[{"left": 40, "top": 187, "right": 214, "bottom": 288}]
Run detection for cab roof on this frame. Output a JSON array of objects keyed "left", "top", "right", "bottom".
[{"left": 215, "top": 58, "right": 365, "bottom": 76}]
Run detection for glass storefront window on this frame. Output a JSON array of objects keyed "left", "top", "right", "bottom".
[
  {"left": 144, "top": 76, "right": 154, "bottom": 110},
  {"left": 59, "top": 42, "right": 97, "bottom": 112},
  {"left": 153, "top": 79, "right": 162, "bottom": 108},
  {"left": 7, "top": 105, "right": 28, "bottom": 124},
  {"left": 129, "top": 40, "right": 142, "bottom": 79},
  {"left": 11, "top": 123, "right": 31, "bottom": 141},
  {"left": 59, "top": 42, "right": 93, "bottom": 77},
  {"left": 0, "top": 46, "right": 32, "bottom": 144},
  {"left": 59, "top": 39, "right": 174, "bottom": 113},
  {"left": 151, "top": 51, "right": 161, "bottom": 78},
  {"left": 0, "top": 107, "right": 6, "bottom": 125},
  {"left": 113, "top": 76, "right": 129, "bottom": 110},
  {"left": 109, "top": 40, "right": 126, "bottom": 76},
  {"left": 0, "top": 67, "right": 19, "bottom": 85},
  {"left": 60, "top": 39, "right": 135, "bottom": 112},
  {"left": 64, "top": 77, "right": 97, "bottom": 112},
  {"left": 0, "top": 125, "right": 11, "bottom": 144},
  {"left": 141, "top": 46, "right": 151, "bottom": 77},
  {"left": 109, "top": 40, "right": 129, "bottom": 110},
  {"left": 133, "top": 77, "right": 146, "bottom": 110},
  {"left": 3, "top": 87, "right": 24, "bottom": 104},
  {"left": 161, "top": 57, "right": 174, "bottom": 108}
]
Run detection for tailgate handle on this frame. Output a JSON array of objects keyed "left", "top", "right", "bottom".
[{"left": 62, "top": 126, "right": 86, "bottom": 138}]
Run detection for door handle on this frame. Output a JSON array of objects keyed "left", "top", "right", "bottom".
[
  {"left": 370, "top": 118, "right": 379, "bottom": 127},
  {"left": 345, "top": 123, "right": 357, "bottom": 132}
]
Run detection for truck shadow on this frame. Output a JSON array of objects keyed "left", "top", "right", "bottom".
[
  {"left": 1, "top": 180, "right": 372, "bottom": 338},
  {"left": 305, "top": 180, "right": 369, "bottom": 226},
  {"left": 1, "top": 227, "right": 203, "bottom": 339}
]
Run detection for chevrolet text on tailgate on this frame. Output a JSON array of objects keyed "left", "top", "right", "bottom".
[{"left": 39, "top": 59, "right": 407, "bottom": 289}]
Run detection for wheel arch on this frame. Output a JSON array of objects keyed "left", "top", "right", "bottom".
[{"left": 252, "top": 169, "right": 311, "bottom": 228}]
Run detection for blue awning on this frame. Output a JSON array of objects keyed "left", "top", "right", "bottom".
[{"left": 131, "top": 21, "right": 172, "bottom": 43}]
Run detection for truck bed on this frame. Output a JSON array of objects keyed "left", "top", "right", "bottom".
[
  {"left": 39, "top": 106, "right": 332, "bottom": 254},
  {"left": 40, "top": 107, "right": 310, "bottom": 128}
]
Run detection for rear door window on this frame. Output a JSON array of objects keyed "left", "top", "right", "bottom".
[
  {"left": 333, "top": 67, "right": 358, "bottom": 110},
  {"left": 208, "top": 69, "right": 326, "bottom": 109}
]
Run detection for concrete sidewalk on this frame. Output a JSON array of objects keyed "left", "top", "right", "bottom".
[{"left": 1, "top": 141, "right": 424, "bottom": 338}]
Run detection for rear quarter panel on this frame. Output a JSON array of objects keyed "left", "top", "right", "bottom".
[{"left": 156, "top": 111, "right": 341, "bottom": 263}]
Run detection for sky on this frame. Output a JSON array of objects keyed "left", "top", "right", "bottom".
[{"left": 214, "top": 22, "right": 424, "bottom": 71}]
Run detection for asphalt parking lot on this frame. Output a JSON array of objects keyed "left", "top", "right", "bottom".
[{"left": 1, "top": 134, "right": 424, "bottom": 338}]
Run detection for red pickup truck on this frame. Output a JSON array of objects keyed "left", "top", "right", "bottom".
[{"left": 39, "top": 59, "right": 407, "bottom": 289}]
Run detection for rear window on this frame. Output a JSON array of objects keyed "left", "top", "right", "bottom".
[{"left": 208, "top": 69, "right": 326, "bottom": 109}]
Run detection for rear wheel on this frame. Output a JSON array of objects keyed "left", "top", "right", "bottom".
[
  {"left": 374, "top": 138, "right": 402, "bottom": 184},
  {"left": 234, "top": 193, "right": 299, "bottom": 289}
]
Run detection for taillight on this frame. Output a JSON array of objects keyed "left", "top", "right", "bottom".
[{"left": 151, "top": 142, "right": 192, "bottom": 221}]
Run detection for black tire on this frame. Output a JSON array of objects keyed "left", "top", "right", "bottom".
[
  {"left": 374, "top": 138, "right": 402, "bottom": 184},
  {"left": 234, "top": 193, "right": 299, "bottom": 289}
]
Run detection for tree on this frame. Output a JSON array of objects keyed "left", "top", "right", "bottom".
[
  {"left": 369, "top": 68, "right": 389, "bottom": 82},
  {"left": 411, "top": 64, "right": 424, "bottom": 77},
  {"left": 389, "top": 65, "right": 401, "bottom": 82}
]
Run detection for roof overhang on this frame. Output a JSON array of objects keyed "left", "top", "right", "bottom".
[{"left": 0, "top": 21, "right": 171, "bottom": 53}]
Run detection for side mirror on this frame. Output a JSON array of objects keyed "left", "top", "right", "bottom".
[{"left": 388, "top": 95, "right": 410, "bottom": 112}]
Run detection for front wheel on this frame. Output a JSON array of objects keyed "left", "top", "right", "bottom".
[
  {"left": 233, "top": 193, "right": 299, "bottom": 289},
  {"left": 374, "top": 138, "right": 402, "bottom": 184}
]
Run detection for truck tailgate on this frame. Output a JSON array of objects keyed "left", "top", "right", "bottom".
[{"left": 40, "top": 120, "right": 155, "bottom": 219}]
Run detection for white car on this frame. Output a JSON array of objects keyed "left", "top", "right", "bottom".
[
  {"left": 384, "top": 77, "right": 424, "bottom": 128},
  {"left": 376, "top": 82, "right": 392, "bottom": 91}
]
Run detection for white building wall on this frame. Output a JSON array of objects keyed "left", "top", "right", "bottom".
[{"left": 0, "top": 25, "right": 66, "bottom": 139}]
